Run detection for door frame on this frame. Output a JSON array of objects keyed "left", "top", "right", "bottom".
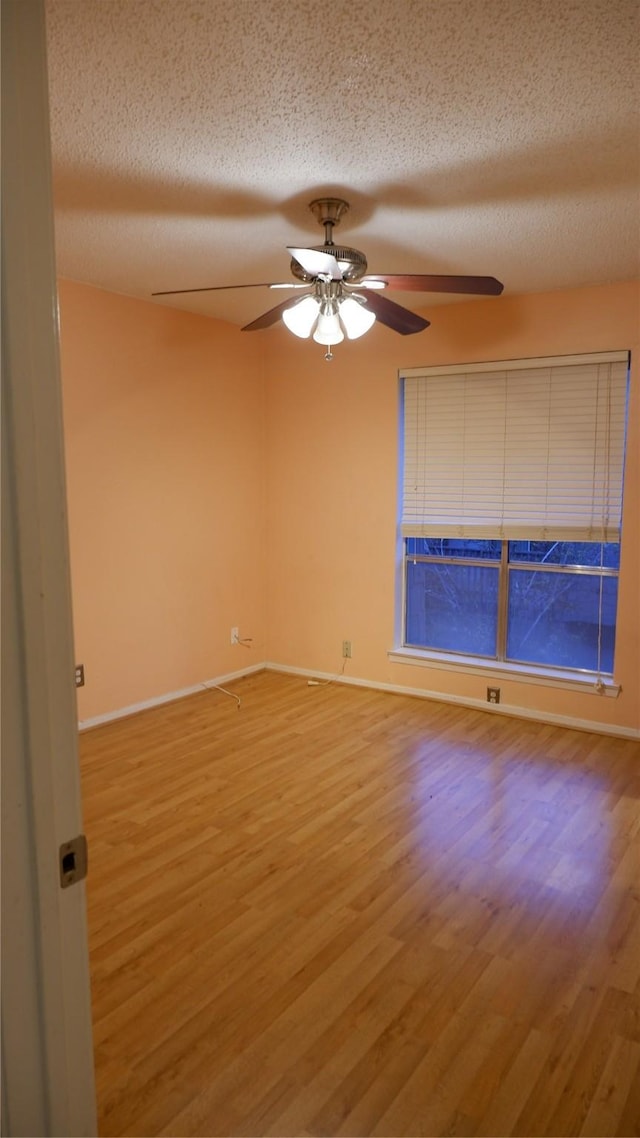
[{"left": 1, "top": 2, "right": 97, "bottom": 1133}]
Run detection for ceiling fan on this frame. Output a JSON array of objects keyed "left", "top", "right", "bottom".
[{"left": 152, "top": 197, "right": 504, "bottom": 360}]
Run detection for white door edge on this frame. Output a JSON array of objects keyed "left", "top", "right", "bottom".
[{"left": 1, "top": 2, "right": 97, "bottom": 1134}]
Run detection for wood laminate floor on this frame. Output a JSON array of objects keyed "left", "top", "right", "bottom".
[{"left": 79, "top": 670, "right": 640, "bottom": 1137}]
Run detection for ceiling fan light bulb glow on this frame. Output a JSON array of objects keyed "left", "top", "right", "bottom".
[
  {"left": 313, "top": 309, "right": 344, "bottom": 345},
  {"left": 282, "top": 295, "right": 320, "bottom": 338},
  {"left": 338, "top": 296, "right": 376, "bottom": 339}
]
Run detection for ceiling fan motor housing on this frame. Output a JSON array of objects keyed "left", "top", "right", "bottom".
[{"left": 290, "top": 244, "right": 368, "bottom": 283}]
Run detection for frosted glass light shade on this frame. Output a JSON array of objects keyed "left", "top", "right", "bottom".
[
  {"left": 339, "top": 296, "right": 376, "bottom": 339},
  {"left": 281, "top": 292, "right": 376, "bottom": 347},
  {"left": 282, "top": 295, "right": 320, "bottom": 338},
  {"left": 313, "top": 309, "right": 344, "bottom": 345}
]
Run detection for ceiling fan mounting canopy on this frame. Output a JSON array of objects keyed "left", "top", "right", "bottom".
[{"left": 308, "top": 196, "right": 350, "bottom": 230}]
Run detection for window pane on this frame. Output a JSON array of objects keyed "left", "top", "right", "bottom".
[
  {"left": 406, "top": 560, "right": 499, "bottom": 656},
  {"left": 507, "top": 570, "right": 618, "bottom": 673},
  {"left": 508, "top": 540, "right": 620, "bottom": 569},
  {"left": 406, "top": 538, "right": 502, "bottom": 561}
]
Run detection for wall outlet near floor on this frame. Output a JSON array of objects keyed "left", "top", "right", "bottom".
[
  {"left": 231, "top": 627, "right": 239, "bottom": 645},
  {"left": 75, "top": 664, "right": 85, "bottom": 688},
  {"left": 342, "top": 640, "right": 352, "bottom": 658},
  {"left": 487, "top": 686, "right": 500, "bottom": 704}
]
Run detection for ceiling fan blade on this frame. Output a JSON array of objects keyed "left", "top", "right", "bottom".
[
  {"left": 287, "top": 246, "right": 343, "bottom": 280},
  {"left": 360, "top": 292, "right": 430, "bottom": 335},
  {"left": 362, "top": 274, "right": 504, "bottom": 296},
  {"left": 151, "top": 281, "right": 301, "bottom": 297},
  {"left": 241, "top": 294, "right": 310, "bottom": 332}
]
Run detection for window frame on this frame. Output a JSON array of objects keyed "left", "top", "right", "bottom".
[
  {"left": 393, "top": 352, "right": 630, "bottom": 693},
  {"left": 402, "top": 538, "right": 620, "bottom": 676}
]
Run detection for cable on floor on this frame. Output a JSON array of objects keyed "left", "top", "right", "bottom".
[
  {"left": 307, "top": 656, "right": 347, "bottom": 688},
  {"left": 201, "top": 682, "right": 241, "bottom": 710}
]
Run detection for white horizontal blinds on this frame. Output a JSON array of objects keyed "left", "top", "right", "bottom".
[
  {"left": 402, "top": 370, "right": 507, "bottom": 537},
  {"left": 401, "top": 353, "right": 628, "bottom": 541}
]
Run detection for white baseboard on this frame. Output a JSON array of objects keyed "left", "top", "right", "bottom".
[
  {"left": 77, "top": 663, "right": 265, "bottom": 730},
  {"left": 79, "top": 659, "right": 639, "bottom": 740},
  {"left": 265, "top": 662, "right": 640, "bottom": 740}
]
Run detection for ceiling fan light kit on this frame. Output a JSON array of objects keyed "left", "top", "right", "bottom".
[
  {"left": 152, "top": 196, "right": 504, "bottom": 360},
  {"left": 283, "top": 280, "right": 377, "bottom": 357}
]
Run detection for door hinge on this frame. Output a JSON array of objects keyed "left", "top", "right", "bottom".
[{"left": 59, "top": 834, "right": 88, "bottom": 888}]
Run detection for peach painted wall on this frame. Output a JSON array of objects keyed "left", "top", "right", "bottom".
[
  {"left": 265, "top": 281, "right": 640, "bottom": 734},
  {"left": 59, "top": 277, "right": 638, "bottom": 733},
  {"left": 59, "top": 280, "right": 266, "bottom": 720}
]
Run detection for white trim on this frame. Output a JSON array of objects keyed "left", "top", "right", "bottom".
[
  {"left": 79, "top": 659, "right": 637, "bottom": 742},
  {"left": 78, "top": 663, "right": 264, "bottom": 730},
  {"left": 264, "top": 663, "right": 639, "bottom": 740},
  {"left": 388, "top": 647, "right": 621, "bottom": 697},
  {"left": 400, "top": 350, "right": 630, "bottom": 378},
  {"left": 1, "top": 3, "right": 97, "bottom": 1134}
]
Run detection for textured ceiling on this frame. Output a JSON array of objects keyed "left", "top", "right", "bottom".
[{"left": 45, "top": 0, "right": 640, "bottom": 330}]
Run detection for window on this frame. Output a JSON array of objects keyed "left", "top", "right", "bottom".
[{"left": 399, "top": 353, "right": 629, "bottom": 680}]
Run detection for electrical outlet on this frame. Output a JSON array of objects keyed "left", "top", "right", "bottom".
[
  {"left": 75, "top": 664, "right": 85, "bottom": 688},
  {"left": 230, "top": 627, "right": 239, "bottom": 644},
  {"left": 487, "top": 686, "right": 500, "bottom": 704},
  {"left": 342, "top": 640, "right": 352, "bottom": 658}
]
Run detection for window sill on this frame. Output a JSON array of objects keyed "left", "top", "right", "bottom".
[{"left": 387, "top": 647, "right": 620, "bottom": 697}]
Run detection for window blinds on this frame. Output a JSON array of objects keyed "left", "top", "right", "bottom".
[{"left": 401, "top": 352, "right": 629, "bottom": 542}]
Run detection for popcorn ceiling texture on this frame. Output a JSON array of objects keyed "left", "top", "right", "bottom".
[{"left": 45, "top": 0, "right": 639, "bottom": 327}]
